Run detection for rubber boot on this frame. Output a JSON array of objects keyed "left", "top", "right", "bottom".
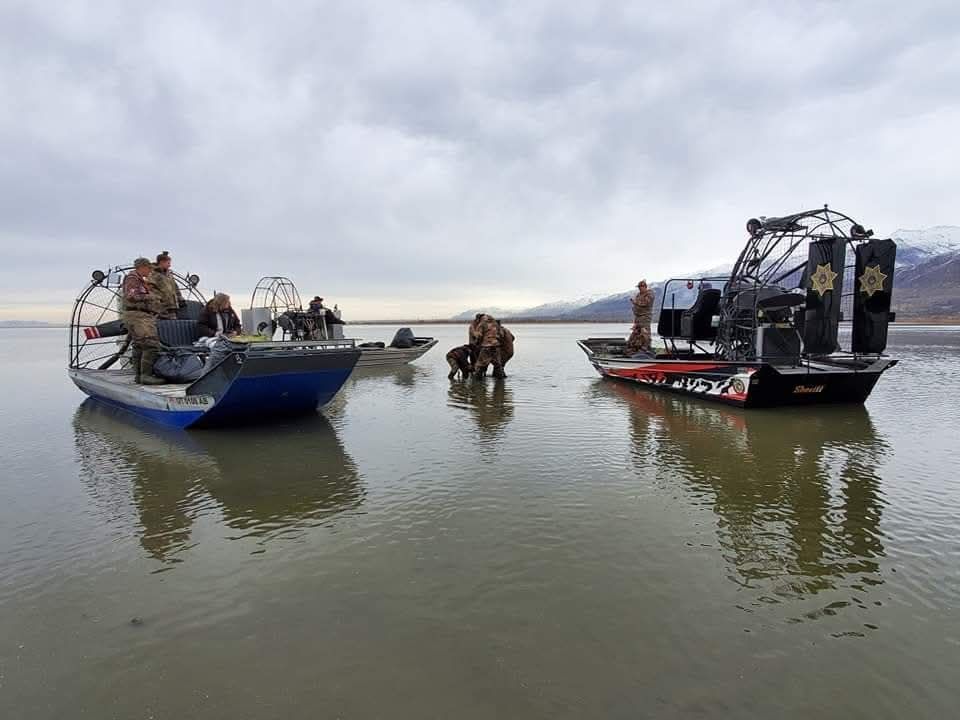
[
  {"left": 139, "top": 348, "right": 165, "bottom": 385},
  {"left": 131, "top": 347, "right": 142, "bottom": 383}
]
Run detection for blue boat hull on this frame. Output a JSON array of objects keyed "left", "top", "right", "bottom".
[{"left": 70, "top": 344, "right": 361, "bottom": 429}]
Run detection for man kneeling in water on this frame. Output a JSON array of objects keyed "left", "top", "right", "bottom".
[{"left": 446, "top": 344, "right": 475, "bottom": 380}]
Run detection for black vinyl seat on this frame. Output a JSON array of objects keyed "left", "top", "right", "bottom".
[
  {"left": 157, "top": 319, "right": 204, "bottom": 348},
  {"left": 177, "top": 300, "right": 204, "bottom": 321},
  {"left": 680, "top": 289, "right": 721, "bottom": 340}
]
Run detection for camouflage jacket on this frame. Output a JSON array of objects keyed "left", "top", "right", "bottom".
[
  {"left": 498, "top": 324, "right": 515, "bottom": 354},
  {"left": 631, "top": 288, "right": 655, "bottom": 325},
  {"left": 476, "top": 316, "right": 501, "bottom": 347},
  {"left": 446, "top": 344, "right": 473, "bottom": 362},
  {"left": 149, "top": 268, "right": 184, "bottom": 314},
  {"left": 122, "top": 272, "right": 161, "bottom": 314}
]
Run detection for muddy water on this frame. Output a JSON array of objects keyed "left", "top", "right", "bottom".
[{"left": 1, "top": 325, "right": 957, "bottom": 718}]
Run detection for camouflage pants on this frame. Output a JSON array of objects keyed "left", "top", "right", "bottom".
[
  {"left": 123, "top": 311, "right": 161, "bottom": 351},
  {"left": 474, "top": 346, "right": 501, "bottom": 378},
  {"left": 626, "top": 325, "right": 651, "bottom": 354},
  {"left": 447, "top": 355, "right": 471, "bottom": 379}
]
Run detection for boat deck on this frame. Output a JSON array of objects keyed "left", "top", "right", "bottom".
[{"left": 74, "top": 369, "right": 191, "bottom": 397}]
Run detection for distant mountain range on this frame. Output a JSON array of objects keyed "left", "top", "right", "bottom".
[
  {"left": 0, "top": 320, "right": 64, "bottom": 328},
  {"left": 455, "top": 227, "right": 960, "bottom": 322}
]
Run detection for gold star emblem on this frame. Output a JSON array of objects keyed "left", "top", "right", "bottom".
[
  {"left": 810, "top": 262, "right": 838, "bottom": 297},
  {"left": 858, "top": 264, "right": 888, "bottom": 298}
]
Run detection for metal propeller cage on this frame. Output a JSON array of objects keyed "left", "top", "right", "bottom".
[
  {"left": 69, "top": 267, "right": 206, "bottom": 370},
  {"left": 716, "top": 207, "right": 874, "bottom": 361}
]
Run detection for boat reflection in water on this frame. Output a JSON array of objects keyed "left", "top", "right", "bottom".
[
  {"left": 602, "top": 382, "right": 889, "bottom": 619},
  {"left": 73, "top": 400, "right": 363, "bottom": 564}
]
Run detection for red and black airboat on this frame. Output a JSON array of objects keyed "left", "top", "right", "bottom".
[{"left": 579, "top": 207, "right": 898, "bottom": 408}]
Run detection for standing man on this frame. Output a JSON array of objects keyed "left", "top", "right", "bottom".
[
  {"left": 473, "top": 314, "right": 502, "bottom": 379},
  {"left": 468, "top": 313, "right": 485, "bottom": 347},
  {"left": 626, "top": 279, "right": 655, "bottom": 355},
  {"left": 150, "top": 251, "right": 185, "bottom": 320},
  {"left": 493, "top": 322, "right": 515, "bottom": 378},
  {"left": 123, "top": 258, "right": 165, "bottom": 385}
]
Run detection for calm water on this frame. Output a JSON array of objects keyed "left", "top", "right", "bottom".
[{"left": 1, "top": 325, "right": 958, "bottom": 719}]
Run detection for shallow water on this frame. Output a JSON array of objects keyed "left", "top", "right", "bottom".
[{"left": 1, "top": 324, "right": 958, "bottom": 719}]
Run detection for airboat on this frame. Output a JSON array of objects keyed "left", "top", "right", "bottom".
[
  {"left": 243, "top": 276, "right": 438, "bottom": 368},
  {"left": 68, "top": 266, "right": 361, "bottom": 428},
  {"left": 579, "top": 207, "right": 899, "bottom": 407}
]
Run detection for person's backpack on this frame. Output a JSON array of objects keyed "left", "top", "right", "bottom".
[{"left": 153, "top": 348, "right": 205, "bottom": 383}]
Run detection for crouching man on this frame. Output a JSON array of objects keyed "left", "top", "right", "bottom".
[{"left": 446, "top": 344, "right": 474, "bottom": 380}]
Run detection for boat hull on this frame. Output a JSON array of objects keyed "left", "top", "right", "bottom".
[
  {"left": 578, "top": 340, "right": 896, "bottom": 408},
  {"left": 70, "top": 343, "right": 361, "bottom": 428},
  {"left": 354, "top": 339, "right": 437, "bottom": 368}
]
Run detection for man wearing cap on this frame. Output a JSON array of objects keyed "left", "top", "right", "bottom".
[
  {"left": 150, "top": 250, "right": 185, "bottom": 320},
  {"left": 123, "top": 258, "right": 165, "bottom": 385},
  {"left": 626, "top": 279, "right": 655, "bottom": 355}
]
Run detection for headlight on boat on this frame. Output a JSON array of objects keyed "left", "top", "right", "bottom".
[
  {"left": 188, "top": 274, "right": 200, "bottom": 287},
  {"left": 91, "top": 270, "right": 106, "bottom": 284}
]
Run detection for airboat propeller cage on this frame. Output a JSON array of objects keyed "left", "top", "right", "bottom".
[
  {"left": 245, "top": 276, "right": 345, "bottom": 341},
  {"left": 70, "top": 267, "right": 206, "bottom": 370},
  {"left": 716, "top": 207, "right": 897, "bottom": 362},
  {"left": 244, "top": 276, "right": 302, "bottom": 338}
]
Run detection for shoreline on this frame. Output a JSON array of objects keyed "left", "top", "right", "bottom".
[
  {"left": 4, "top": 317, "right": 959, "bottom": 329},
  {"left": 348, "top": 317, "right": 960, "bottom": 326}
]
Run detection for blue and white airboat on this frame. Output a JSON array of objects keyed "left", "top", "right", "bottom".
[{"left": 68, "top": 266, "right": 361, "bottom": 429}]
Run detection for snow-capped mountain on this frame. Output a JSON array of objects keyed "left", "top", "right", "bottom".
[
  {"left": 450, "top": 307, "right": 523, "bottom": 321},
  {"left": 451, "top": 227, "right": 960, "bottom": 322},
  {"left": 891, "top": 226, "right": 960, "bottom": 266},
  {"left": 513, "top": 295, "right": 608, "bottom": 318}
]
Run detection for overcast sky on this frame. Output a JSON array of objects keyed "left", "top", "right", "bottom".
[{"left": 1, "top": 0, "right": 958, "bottom": 321}]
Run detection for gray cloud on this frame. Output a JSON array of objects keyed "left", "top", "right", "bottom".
[{"left": 1, "top": 0, "right": 958, "bottom": 319}]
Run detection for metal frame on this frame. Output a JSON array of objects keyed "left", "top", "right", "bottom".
[
  {"left": 69, "top": 266, "right": 206, "bottom": 370},
  {"left": 250, "top": 276, "right": 303, "bottom": 314},
  {"left": 249, "top": 276, "right": 333, "bottom": 341},
  {"left": 715, "top": 206, "right": 874, "bottom": 363}
]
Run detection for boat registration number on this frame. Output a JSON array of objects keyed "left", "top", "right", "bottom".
[{"left": 169, "top": 395, "right": 215, "bottom": 408}]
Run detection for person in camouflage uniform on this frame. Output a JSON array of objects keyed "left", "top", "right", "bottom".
[
  {"left": 149, "top": 251, "right": 185, "bottom": 320},
  {"left": 446, "top": 344, "right": 474, "bottom": 380},
  {"left": 468, "top": 313, "right": 484, "bottom": 347},
  {"left": 626, "top": 279, "right": 655, "bottom": 355},
  {"left": 493, "top": 322, "right": 515, "bottom": 378},
  {"left": 123, "top": 258, "right": 165, "bottom": 385},
  {"left": 472, "top": 314, "right": 501, "bottom": 379}
]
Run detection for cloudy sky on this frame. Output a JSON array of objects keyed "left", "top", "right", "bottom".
[{"left": 1, "top": 0, "right": 958, "bottom": 321}]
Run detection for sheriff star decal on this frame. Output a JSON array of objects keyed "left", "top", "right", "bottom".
[
  {"left": 810, "top": 262, "right": 838, "bottom": 297},
  {"left": 858, "top": 264, "right": 888, "bottom": 298}
]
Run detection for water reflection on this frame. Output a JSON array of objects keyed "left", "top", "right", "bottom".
[
  {"left": 347, "top": 364, "right": 425, "bottom": 388},
  {"left": 447, "top": 379, "right": 515, "bottom": 450},
  {"left": 73, "top": 401, "right": 363, "bottom": 565},
  {"left": 600, "top": 383, "right": 889, "bottom": 612}
]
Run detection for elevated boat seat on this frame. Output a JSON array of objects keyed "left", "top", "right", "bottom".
[
  {"left": 157, "top": 319, "right": 204, "bottom": 348},
  {"left": 679, "top": 288, "right": 721, "bottom": 340}
]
